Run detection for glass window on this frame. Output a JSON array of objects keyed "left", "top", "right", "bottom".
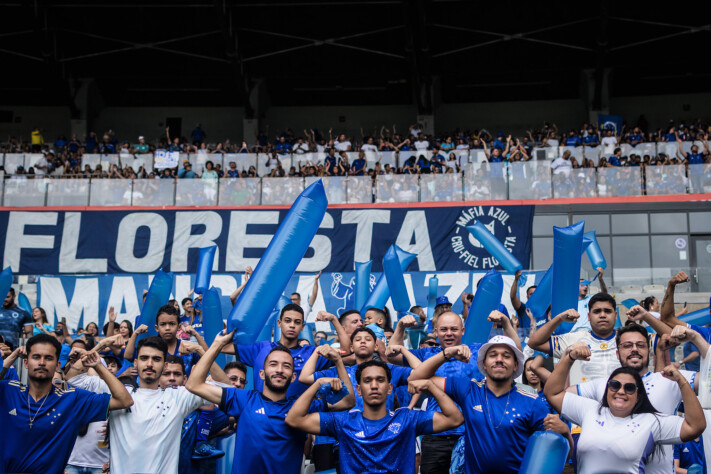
[
  {"left": 573, "top": 214, "right": 610, "bottom": 235},
  {"left": 531, "top": 237, "right": 553, "bottom": 270},
  {"left": 533, "top": 215, "right": 569, "bottom": 236},
  {"left": 651, "top": 235, "right": 690, "bottom": 268},
  {"left": 611, "top": 235, "right": 651, "bottom": 286},
  {"left": 650, "top": 213, "right": 687, "bottom": 233},
  {"left": 689, "top": 212, "right": 711, "bottom": 233},
  {"left": 611, "top": 214, "right": 648, "bottom": 234},
  {"left": 581, "top": 235, "right": 610, "bottom": 276}
]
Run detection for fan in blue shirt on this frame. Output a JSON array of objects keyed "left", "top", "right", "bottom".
[
  {"left": 186, "top": 329, "right": 356, "bottom": 474},
  {"left": 286, "top": 359, "right": 463, "bottom": 474},
  {"left": 674, "top": 436, "right": 706, "bottom": 473},
  {"left": 408, "top": 335, "right": 555, "bottom": 474},
  {"left": 0, "top": 334, "right": 132, "bottom": 474},
  {"left": 223, "top": 304, "right": 333, "bottom": 398}
]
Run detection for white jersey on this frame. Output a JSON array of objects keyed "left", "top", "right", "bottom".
[
  {"left": 69, "top": 374, "right": 208, "bottom": 474},
  {"left": 562, "top": 393, "right": 683, "bottom": 474},
  {"left": 550, "top": 330, "right": 621, "bottom": 385},
  {"left": 576, "top": 370, "right": 696, "bottom": 474},
  {"left": 66, "top": 420, "right": 109, "bottom": 469}
]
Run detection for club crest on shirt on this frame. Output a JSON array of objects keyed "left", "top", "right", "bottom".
[
  {"left": 388, "top": 423, "right": 401, "bottom": 434},
  {"left": 600, "top": 343, "right": 609, "bottom": 350}
]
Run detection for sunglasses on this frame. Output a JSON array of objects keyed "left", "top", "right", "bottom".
[
  {"left": 228, "top": 376, "right": 247, "bottom": 384},
  {"left": 607, "top": 379, "right": 637, "bottom": 395}
]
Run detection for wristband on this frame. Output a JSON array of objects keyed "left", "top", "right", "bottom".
[
  {"left": 442, "top": 349, "right": 448, "bottom": 360},
  {"left": 568, "top": 352, "right": 575, "bottom": 361}
]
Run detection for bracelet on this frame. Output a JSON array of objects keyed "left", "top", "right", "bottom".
[
  {"left": 568, "top": 352, "right": 574, "bottom": 361},
  {"left": 678, "top": 380, "right": 690, "bottom": 389}
]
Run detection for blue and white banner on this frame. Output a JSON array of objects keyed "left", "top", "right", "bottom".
[
  {"left": 1, "top": 205, "right": 533, "bottom": 275},
  {"left": 38, "top": 271, "right": 546, "bottom": 334}
]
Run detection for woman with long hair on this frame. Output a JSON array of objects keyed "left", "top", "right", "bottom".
[
  {"left": 545, "top": 341, "right": 705, "bottom": 473},
  {"left": 31, "top": 307, "right": 54, "bottom": 336}
]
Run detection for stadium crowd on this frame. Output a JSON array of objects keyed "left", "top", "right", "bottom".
[
  {"left": 1, "top": 268, "right": 710, "bottom": 473},
  {"left": 1, "top": 119, "right": 709, "bottom": 181}
]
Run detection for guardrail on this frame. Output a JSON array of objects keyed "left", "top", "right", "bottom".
[{"left": 1, "top": 163, "right": 708, "bottom": 207}]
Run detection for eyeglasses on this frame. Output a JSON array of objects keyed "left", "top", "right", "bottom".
[
  {"left": 619, "top": 342, "right": 647, "bottom": 350},
  {"left": 228, "top": 376, "right": 247, "bottom": 384},
  {"left": 591, "top": 308, "right": 615, "bottom": 314},
  {"left": 607, "top": 379, "right": 637, "bottom": 395}
]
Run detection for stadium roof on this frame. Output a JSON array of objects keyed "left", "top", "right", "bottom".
[{"left": 2, "top": 0, "right": 709, "bottom": 112}]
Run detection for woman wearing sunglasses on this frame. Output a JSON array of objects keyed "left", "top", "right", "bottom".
[{"left": 544, "top": 341, "right": 705, "bottom": 474}]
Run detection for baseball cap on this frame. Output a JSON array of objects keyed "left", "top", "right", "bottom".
[
  {"left": 477, "top": 335, "right": 525, "bottom": 379},
  {"left": 435, "top": 296, "right": 451, "bottom": 307},
  {"left": 138, "top": 136, "right": 145, "bottom": 140}
]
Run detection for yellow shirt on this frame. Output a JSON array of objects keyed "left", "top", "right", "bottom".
[{"left": 31, "top": 130, "right": 44, "bottom": 145}]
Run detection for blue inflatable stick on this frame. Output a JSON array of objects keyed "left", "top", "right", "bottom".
[
  {"left": 361, "top": 245, "right": 417, "bottom": 313},
  {"left": 462, "top": 270, "right": 504, "bottom": 345},
  {"left": 383, "top": 246, "right": 411, "bottom": 313},
  {"left": 619, "top": 298, "right": 639, "bottom": 309},
  {"left": 227, "top": 180, "right": 328, "bottom": 345},
  {"left": 552, "top": 222, "right": 585, "bottom": 334},
  {"left": 0, "top": 267, "right": 12, "bottom": 304},
  {"left": 466, "top": 221, "right": 523, "bottom": 273},
  {"left": 526, "top": 265, "right": 552, "bottom": 322},
  {"left": 299, "top": 322, "right": 316, "bottom": 345},
  {"left": 201, "top": 287, "right": 226, "bottom": 366},
  {"left": 194, "top": 245, "right": 217, "bottom": 294},
  {"left": 354, "top": 261, "right": 372, "bottom": 312},
  {"left": 519, "top": 430, "right": 570, "bottom": 474},
  {"left": 137, "top": 269, "right": 174, "bottom": 341},
  {"left": 583, "top": 230, "right": 607, "bottom": 270},
  {"left": 18, "top": 292, "right": 33, "bottom": 315},
  {"left": 680, "top": 307, "right": 711, "bottom": 327},
  {"left": 426, "top": 275, "right": 439, "bottom": 324}
]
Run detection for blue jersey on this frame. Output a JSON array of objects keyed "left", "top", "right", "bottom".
[
  {"left": 172, "top": 339, "right": 201, "bottom": 378},
  {"left": 0, "top": 305, "right": 32, "bottom": 347},
  {"left": 445, "top": 377, "right": 548, "bottom": 474},
  {"left": 0, "top": 353, "right": 19, "bottom": 381},
  {"left": 180, "top": 410, "right": 199, "bottom": 474},
  {"left": 405, "top": 344, "right": 483, "bottom": 436},
  {"left": 236, "top": 340, "right": 330, "bottom": 398},
  {"left": 0, "top": 380, "right": 110, "bottom": 474},
  {"left": 219, "top": 388, "right": 325, "bottom": 474},
  {"left": 352, "top": 158, "right": 366, "bottom": 175},
  {"left": 608, "top": 155, "right": 621, "bottom": 167},
  {"left": 313, "top": 362, "right": 411, "bottom": 412},
  {"left": 565, "top": 136, "right": 581, "bottom": 147},
  {"left": 320, "top": 408, "right": 433, "bottom": 474},
  {"left": 683, "top": 342, "right": 701, "bottom": 372},
  {"left": 674, "top": 437, "right": 706, "bottom": 471}
]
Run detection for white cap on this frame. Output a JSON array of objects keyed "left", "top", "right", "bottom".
[
  {"left": 138, "top": 136, "right": 145, "bottom": 140},
  {"left": 476, "top": 335, "right": 525, "bottom": 379}
]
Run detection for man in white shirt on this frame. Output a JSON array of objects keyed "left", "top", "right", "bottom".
[
  {"left": 413, "top": 133, "right": 430, "bottom": 151},
  {"left": 67, "top": 336, "right": 211, "bottom": 474},
  {"left": 334, "top": 134, "right": 352, "bottom": 152},
  {"left": 290, "top": 271, "right": 321, "bottom": 321},
  {"left": 569, "top": 323, "right": 705, "bottom": 474},
  {"left": 361, "top": 137, "right": 379, "bottom": 154},
  {"left": 551, "top": 150, "right": 573, "bottom": 177}
]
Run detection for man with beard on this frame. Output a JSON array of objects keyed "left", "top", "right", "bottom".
[
  {"left": 187, "top": 329, "right": 355, "bottom": 474},
  {"left": 388, "top": 310, "right": 521, "bottom": 474},
  {"left": 68, "top": 336, "right": 213, "bottom": 474},
  {"left": 570, "top": 321, "right": 705, "bottom": 474},
  {"left": 0, "top": 334, "right": 132, "bottom": 473},
  {"left": 221, "top": 304, "right": 334, "bottom": 398},
  {"left": 408, "top": 335, "right": 560, "bottom": 474}
]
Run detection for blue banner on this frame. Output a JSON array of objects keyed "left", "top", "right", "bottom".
[
  {"left": 37, "top": 271, "right": 545, "bottom": 335},
  {"left": 598, "top": 114, "right": 624, "bottom": 133},
  {"left": 1, "top": 205, "right": 533, "bottom": 274}
]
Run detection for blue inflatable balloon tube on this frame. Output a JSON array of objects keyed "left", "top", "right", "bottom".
[
  {"left": 227, "top": 180, "right": 328, "bottom": 345},
  {"left": 361, "top": 245, "right": 416, "bottom": 313},
  {"left": 466, "top": 221, "right": 523, "bottom": 273},
  {"left": 526, "top": 265, "right": 552, "bottom": 323},
  {"left": 519, "top": 431, "right": 570, "bottom": 474},
  {"left": 137, "top": 269, "right": 174, "bottom": 341},
  {"left": 383, "top": 246, "right": 411, "bottom": 313},
  {"left": 264, "top": 295, "right": 290, "bottom": 342},
  {"left": 462, "top": 270, "right": 503, "bottom": 345},
  {"left": 552, "top": 221, "right": 585, "bottom": 334},
  {"left": 583, "top": 230, "right": 607, "bottom": 270},
  {"left": 0, "top": 267, "right": 13, "bottom": 304},
  {"left": 354, "top": 260, "right": 372, "bottom": 313},
  {"left": 18, "top": 292, "right": 33, "bottom": 315},
  {"left": 194, "top": 245, "right": 217, "bottom": 294},
  {"left": 426, "top": 275, "right": 438, "bottom": 323},
  {"left": 680, "top": 307, "right": 711, "bottom": 327}
]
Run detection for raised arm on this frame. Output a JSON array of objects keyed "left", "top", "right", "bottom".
[
  {"left": 308, "top": 272, "right": 321, "bottom": 307},
  {"left": 298, "top": 346, "right": 326, "bottom": 385},
  {"left": 670, "top": 325, "right": 709, "bottom": 359},
  {"left": 596, "top": 267, "right": 609, "bottom": 294},
  {"left": 661, "top": 364, "right": 706, "bottom": 441},
  {"left": 230, "top": 266, "right": 252, "bottom": 305},
  {"left": 408, "top": 345, "right": 470, "bottom": 382},
  {"left": 528, "top": 354, "right": 552, "bottom": 385},
  {"left": 660, "top": 271, "right": 690, "bottom": 329},
  {"left": 461, "top": 292, "right": 472, "bottom": 321},
  {"left": 0, "top": 347, "right": 24, "bottom": 380},
  {"left": 178, "top": 341, "right": 230, "bottom": 384},
  {"left": 489, "top": 310, "right": 522, "bottom": 350},
  {"left": 284, "top": 376, "right": 331, "bottom": 434},
  {"left": 122, "top": 324, "right": 148, "bottom": 361},
  {"left": 185, "top": 330, "right": 236, "bottom": 405},
  {"left": 387, "top": 314, "right": 418, "bottom": 365},
  {"left": 626, "top": 305, "right": 671, "bottom": 337},
  {"left": 526, "top": 309, "right": 579, "bottom": 352},
  {"left": 319, "top": 345, "right": 355, "bottom": 411},
  {"left": 543, "top": 341, "right": 590, "bottom": 413},
  {"left": 408, "top": 378, "right": 463, "bottom": 432},
  {"left": 80, "top": 351, "right": 133, "bottom": 410},
  {"left": 385, "top": 345, "right": 422, "bottom": 369},
  {"left": 106, "top": 307, "right": 116, "bottom": 337},
  {"left": 315, "top": 311, "right": 350, "bottom": 354}
]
